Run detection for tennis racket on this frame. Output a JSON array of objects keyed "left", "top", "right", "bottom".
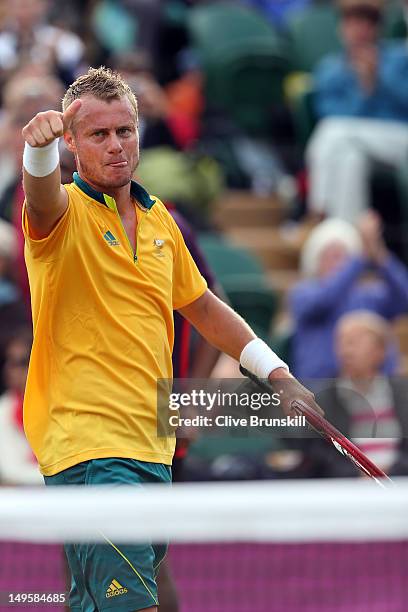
[{"left": 239, "top": 366, "right": 392, "bottom": 487}]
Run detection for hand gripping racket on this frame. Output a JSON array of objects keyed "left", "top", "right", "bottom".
[{"left": 239, "top": 366, "right": 392, "bottom": 487}]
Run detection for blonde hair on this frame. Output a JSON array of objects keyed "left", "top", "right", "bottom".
[
  {"left": 336, "top": 310, "right": 391, "bottom": 348},
  {"left": 62, "top": 66, "right": 138, "bottom": 117}
]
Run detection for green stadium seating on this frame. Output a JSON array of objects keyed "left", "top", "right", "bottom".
[
  {"left": 187, "top": 2, "right": 290, "bottom": 134},
  {"left": 198, "top": 234, "right": 265, "bottom": 280},
  {"left": 198, "top": 234, "right": 278, "bottom": 339},
  {"left": 223, "top": 278, "right": 278, "bottom": 341},
  {"left": 383, "top": 0, "right": 407, "bottom": 40},
  {"left": 290, "top": 85, "right": 316, "bottom": 149},
  {"left": 287, "top": 4, "right": 341, "bottom": 73},
  {"left": 188, "top": 2, "right": 286, "bottom": 65}
]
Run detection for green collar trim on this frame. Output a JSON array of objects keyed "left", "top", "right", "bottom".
[{"left": 73, "top": 172, "right": 156, "bottom": 210}]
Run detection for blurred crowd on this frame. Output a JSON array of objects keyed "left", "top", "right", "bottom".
[{"left": 1, "top": 0, "right": 408, "bottom": 485}]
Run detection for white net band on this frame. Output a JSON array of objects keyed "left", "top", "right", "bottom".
[{"left": 1, "top": 477, "right": 407, "bottom": 543}]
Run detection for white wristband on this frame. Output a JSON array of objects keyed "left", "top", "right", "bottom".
[
  {"left": 240, "top": 338, "right": 289, "bottom": 379},
  {"left": 23, "top": 140, "right": 60, "bottom": 178}
]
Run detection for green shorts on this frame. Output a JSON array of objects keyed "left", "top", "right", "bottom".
[{"left": 44, "top": 458, "right": 171, "bottom": 612}]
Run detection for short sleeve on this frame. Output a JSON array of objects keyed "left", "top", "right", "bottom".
[
  {"left": 169, "top": 215, "right": 208, "bottom": 310},
  {"left": 22, "top": 190, "right": 72, "bottom": 261}
]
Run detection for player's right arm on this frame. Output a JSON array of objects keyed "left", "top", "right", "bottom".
[{"left": 22, "top": 100, "right": 81, "bottom": 239}]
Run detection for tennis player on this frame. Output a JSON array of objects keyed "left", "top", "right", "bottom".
[{"left": 21, "top": 67, "right": 321, "bottom": 612}]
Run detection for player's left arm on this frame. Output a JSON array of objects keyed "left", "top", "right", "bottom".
[{"left": 178, "top": 290, "right": 322, "bottom": 416}]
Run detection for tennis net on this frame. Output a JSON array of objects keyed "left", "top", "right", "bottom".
[{"left": 1, "top": 478, "right": 407, "bottom": 611}]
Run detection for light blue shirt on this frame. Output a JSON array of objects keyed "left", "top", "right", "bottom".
[{"left": 314, "top": 42, "right": 408, "bottom": 123}]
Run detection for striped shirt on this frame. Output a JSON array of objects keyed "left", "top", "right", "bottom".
[{"left": 337, "top": 377, "right": 400, "bottom": 472}]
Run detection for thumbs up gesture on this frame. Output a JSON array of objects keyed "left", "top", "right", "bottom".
[{"left": 22, "top": 99, "right": 82, "bottom": 147}]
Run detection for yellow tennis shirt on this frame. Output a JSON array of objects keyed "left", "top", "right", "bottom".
[{"left": 23, "top": 173, "right": 207, "bottom": 475}]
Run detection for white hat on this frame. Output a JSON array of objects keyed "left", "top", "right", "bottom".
[
  {"left": 0, "top": 219, "right": 17, "bottom": 259},
  {"left": 301, "top": 218, "right": 362, "bottom": 277}
]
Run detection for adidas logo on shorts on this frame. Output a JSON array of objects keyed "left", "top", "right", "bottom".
[{"left": 106, "top": 579, "right": 128, "bottom": 598}]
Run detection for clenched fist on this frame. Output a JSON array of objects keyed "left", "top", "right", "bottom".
[{"left": 22, "top": 99, "right": 82, "bottom": 148}]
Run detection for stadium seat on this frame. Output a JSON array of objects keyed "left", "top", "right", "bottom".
[
  {"left": 290, "top": 85, "right": 316, "bottom": 149},
  {"left": 198, "top": 234, "right": 278, "bottom": 338},
  {"left": 188, "top": 2, "right": 286, "bottom": 67},
  {"left": 223, "top": 278, "right": 278, "bottom": 341},
  {"left": 287, "top": 4, "right": 341, "bottom": 73},
  {"left": 198, "top": 234, "right": 265, "bottom": 280},
  {"left": 383, "top": 0, "right": 407, "bottom": 40},
  {"left": 187, "top": 2, "right": 290, "bottom": 134}
]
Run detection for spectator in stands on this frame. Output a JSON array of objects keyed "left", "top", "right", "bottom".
[
  {"left": 0, "top": 73, "right": 64, "bottom": 218},
  {"left": 0, "top": 0, "right": 85, "bottom": 86},
  {"left": 289, "top": 211, "right": 408, "bottom": 378},
  {"left": 0, "top": 328, "right": 42, "bottom": 484},
  {"left": 112, "top": 51, "right": 202, "bottom": 150},
  {"left": 0, "top": 220, "right": 28, "bottom": 394},
  {"left": 0, "top": 72, "right": 64, "bottom": 308},
  {"left": 307, "top": 0, "right": 408, "bottom": 221},
  {"left": 310, "top": 311, "right": 408, "bottom": 477}
]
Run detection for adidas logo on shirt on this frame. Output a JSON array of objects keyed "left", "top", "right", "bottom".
[
  {"left": 106, "top": 579, "right": 128, "bottom": 598},
  {"left": 103, "top": 231, "right": 120, "bottom": 247}
]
